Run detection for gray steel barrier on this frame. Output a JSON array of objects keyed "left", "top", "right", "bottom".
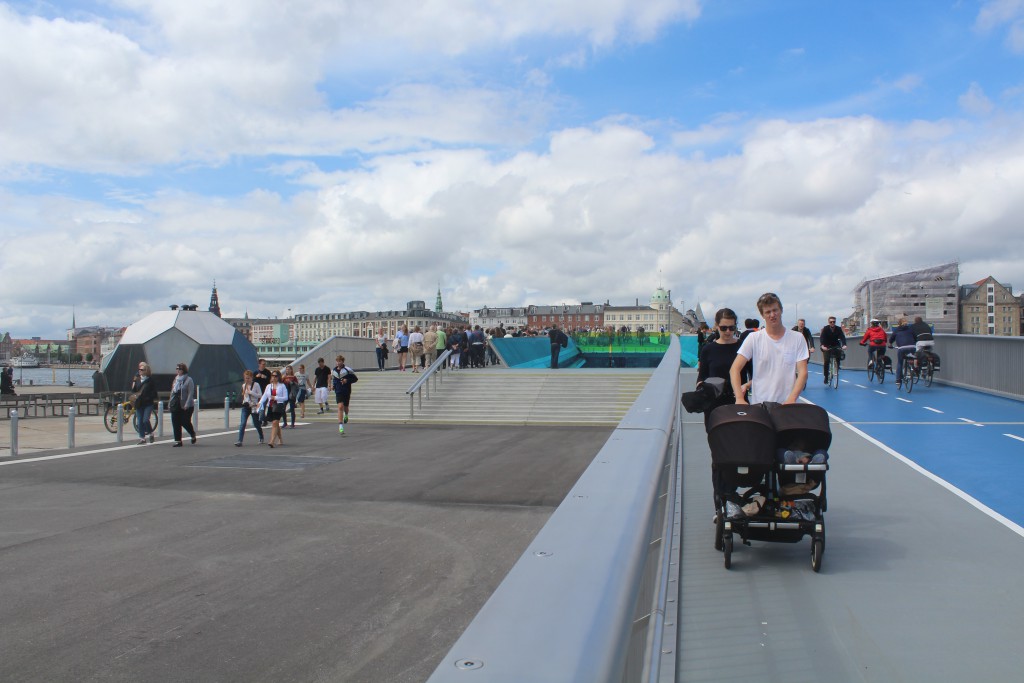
[
  {"left": 812, "top": 333, "right": 1024, "bottom": 400},
  {"left": 427, "top": 336, "right": 682, "bottom": 683}
]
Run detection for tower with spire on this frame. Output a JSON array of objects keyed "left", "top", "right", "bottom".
[
  {"left": 209, "top": 281, "right": 222, "bottom": 318},
  {"left": 435, "top": 283, "right": 443, "bottom": 313}
]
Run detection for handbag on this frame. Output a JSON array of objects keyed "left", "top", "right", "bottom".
[{"left": 168, "top": 390, "right": 181, "bottom": 411}]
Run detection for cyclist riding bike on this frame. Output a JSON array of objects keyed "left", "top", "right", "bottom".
[
  {"left": 819, "top": 316, "right": 847, "bottom": 384},
  {"left": 888, "top": 318, "right": 917, "bottom": 387},
  {"left": 859, "top": 318, "right": 888, "bottom": 371}
]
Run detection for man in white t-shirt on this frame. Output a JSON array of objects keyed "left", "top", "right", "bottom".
[{"left": 730, "top": 292, "right": 809, "bottom": 405}]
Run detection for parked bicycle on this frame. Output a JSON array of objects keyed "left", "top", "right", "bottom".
[{"left": 104, "top": 393, "right": 157, "bottom": 434}]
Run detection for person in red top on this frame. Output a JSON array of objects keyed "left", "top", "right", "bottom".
[{"left": 859, "top": 318, "right": 888, "bottom": 371}]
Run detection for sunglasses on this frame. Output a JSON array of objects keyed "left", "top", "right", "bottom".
[{"left": 718, "top": 325, "right": 736, "bottom": 331}]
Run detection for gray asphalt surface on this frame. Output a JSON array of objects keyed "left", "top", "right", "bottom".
[{"left": 0, "top": 422, "right": 612, "bottom": 683}]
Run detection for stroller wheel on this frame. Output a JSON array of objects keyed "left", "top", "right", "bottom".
[
  {"left": 714, "top": 516, "right": 724, "bottom": 551},
  {"left": 811, "top": 538, "right": 824, "bottom": 572},
  {"left": 723, "top": 534, "right": 733, "bottom": 569}
]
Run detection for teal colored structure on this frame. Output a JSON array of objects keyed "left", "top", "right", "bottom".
[
  {"left": 490, "top": 336, "right": 699, "bottom": 369},
  {"left": 679, "top": 335, "right": 699, "bottom": 367},
  {"left": 490, "top": 337, "right": 585, "bottom": 369}
]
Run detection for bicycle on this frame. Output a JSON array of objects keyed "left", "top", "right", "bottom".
[
  {"left": 822, "top": 347, "right": 844, "bottom": 389},
  {"left": 901, "top": 353, "right": 917, "bottom": 393},
  {"left": 865, "top": 346, "right": 887, "bottom": 384},
  {"left": 916, "top": 349, "right": 936, "bottom": 388},
  {"left": 103, "top": 394, "right": 157, "bottom": 434}
]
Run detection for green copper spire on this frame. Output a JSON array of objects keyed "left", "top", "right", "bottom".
[{"left": 435, "top": 283, "right": 443, "bottom": 313}]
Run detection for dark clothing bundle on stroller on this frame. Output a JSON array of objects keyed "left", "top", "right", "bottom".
[{"left": 707, "top": 402, "right": 831, "bottom": 572}]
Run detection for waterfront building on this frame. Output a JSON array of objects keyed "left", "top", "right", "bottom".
[
  {"left": 294, "top": 301, "right": 467, "bottom": 343},
  {"left": 601, "top": 287, "right": 689, "bottom": 334},
  {"left": 0, "top": 332, "right": 12, "bottom": 363},
  {"left": 959, "top": 277, "right": 1021, "bottom": 336},
  {"left": 852, "top": 261, "right": 960, "bottom": 334},
  {"left": 251, "top": 320, "right": 293, "bottom": 344},
  {"left": 224, "top": 314, "right": 253, "bottom": 342},
  {"left": 526, "top": 303, "right": 605, "bottom": 331},
  {"left": 470, "top": 306, "right": 528, "bottom": 331}
]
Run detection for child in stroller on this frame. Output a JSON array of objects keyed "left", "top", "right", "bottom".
[{"left": 707, "top": 402, "right": 831, "bottom": 571}]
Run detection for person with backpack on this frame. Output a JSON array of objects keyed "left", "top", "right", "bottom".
[{"left": 331, "top": 354, "right": 357, "bottom": 436}]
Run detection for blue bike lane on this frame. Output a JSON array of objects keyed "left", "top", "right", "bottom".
[{"left": 802, "top": 364, "right": 1024, "bottom": 530}]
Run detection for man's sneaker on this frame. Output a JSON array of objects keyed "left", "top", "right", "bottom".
[
  {"left": 823, "top": 376, "right": 829, "bottom": 384},
  {"left": 148, "top": 434, "right": 155, "bottom": 443},
  {"left": 343, "top": 414, "right": 348, "bottom": 424},
  {"left": 234, "top": 442, "right": 242, "bottom": 447},
  {"left": 338, "top": 424, "right": 345, "bottom": 436}
]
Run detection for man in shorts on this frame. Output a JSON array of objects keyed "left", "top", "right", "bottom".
[
  {"left": 313, "top": 357, "right": 331, "bottom": 414},
  {"left": 331, "top": 354, "right": 355, "bottom": 435},
  {"left": 730, "top": 293, "right": 808, "bottom": 405}
]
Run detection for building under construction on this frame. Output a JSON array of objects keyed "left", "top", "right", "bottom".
[{"left": 849, "top": 261, "right": 960, "bottom": 334}]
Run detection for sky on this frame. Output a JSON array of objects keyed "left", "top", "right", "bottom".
[{"left": 2, "top": 0, "right": 1024, "bottom": 338}]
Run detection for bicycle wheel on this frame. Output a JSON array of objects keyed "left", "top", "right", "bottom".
[
  {"left": 103, "top": 405, "right": 119, "bottom": 433},
  {"left": 876, "top": 356, "right": 886, "bottom": 384},
  {"left": 867, "top": 358, "right": 876, "bottom": 383},
  {"left": 829, "top": 356, "right": 839, "bottom": 389},
  {"left": 924, "top": 359, "right": 934, "bottom": 387},
  {"left": 902, "top": 360, "right": 914, "bottom": 393}
]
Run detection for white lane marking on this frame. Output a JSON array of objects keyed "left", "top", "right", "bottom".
[
  {"left": 874, "top": 390, "right": 887, "bottom": 395},
  {"left": 924, "top": 407, "right": 943, "bottom": 414},
  {"left": 0, "top": 428, "right": 266, "bottom": 467},
  {"left": 1005, "top": 434, "right": 1024, "bottom": 443},
  {"left": 840, "top": 379, "right": 850, "bottom": 383},
  {"left": 798, "top": 397, "right": 1024, "bottom": 540},
  {"left": 958, "top": 417, "right": 984, "bottom": 427},
  {"left": 854, "top": 384, "right": 866, "bottom": 389},
  {"left": 896, "top": 398, "right": 912, "bottom": 403}
]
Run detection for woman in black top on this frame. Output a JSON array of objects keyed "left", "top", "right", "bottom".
[
  {"left": 132, "top": 361, "right": 158, "bottom": 444},
  {"left": 696, "top": 308, "right": 742, "bottom": 429}
]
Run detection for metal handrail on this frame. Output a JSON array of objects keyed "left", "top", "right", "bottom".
[{"left": 406, "top": 349, "right": 453, "bottom": 419}]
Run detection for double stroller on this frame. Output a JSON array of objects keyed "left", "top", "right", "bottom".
[{"left": 707, "top": 402, "right": 831, "bottom": 572}]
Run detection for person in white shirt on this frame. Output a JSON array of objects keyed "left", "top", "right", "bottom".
[{"left": 730, "top": 292, "right": 809, "bottom": 405}]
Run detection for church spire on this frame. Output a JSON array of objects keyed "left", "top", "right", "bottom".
[
  {"left": 209, "top": 281, "right": 222, "bottom": 318},
  {"left": 435, "top": 283, "right": 443, "bottom": 313}
]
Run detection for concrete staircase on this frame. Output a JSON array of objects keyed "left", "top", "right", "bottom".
[{"left": 304, "top": 367, "right": 655, "bottom": 426}]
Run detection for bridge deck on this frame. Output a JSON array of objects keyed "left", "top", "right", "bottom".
[
  {"left": 0, "top": 423, "right": 612, "bottom": 682},
  {"left": 678, "top": 366, "right": 1024, "bottom": 681}
]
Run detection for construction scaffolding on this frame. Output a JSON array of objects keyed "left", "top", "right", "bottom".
[{"left": 850, "top": 261, "right": 960, "bottom": 334}]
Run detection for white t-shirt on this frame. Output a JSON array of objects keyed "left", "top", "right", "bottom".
[{"left": 737, "top": 328, "right": 809, "bottom": 404}]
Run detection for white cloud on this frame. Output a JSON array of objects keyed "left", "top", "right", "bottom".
[
  {"left": 959, "top": 82, "right": 995, "bottom": 116},
  {"left": 975, "top": 0, "right": 1024, "bottom": 52}
]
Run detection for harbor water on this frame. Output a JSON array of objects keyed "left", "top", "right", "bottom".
[{"left": 10, "top": 368, "right": 98, "bottom": 388}]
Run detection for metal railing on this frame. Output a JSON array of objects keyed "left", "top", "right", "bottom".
[
  {"left": 811, "top": 333, "right": 1024, "bottom": 400},
  {"left": 406, "top": 349, "right": 452, "bottom": 419},
  {"left": 426, "top": 336, "right": 682, "bottom": 683}
]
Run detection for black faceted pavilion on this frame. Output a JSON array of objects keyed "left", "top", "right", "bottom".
[{"left": 101, "top": 309, "right": 258, "bottom": 404}]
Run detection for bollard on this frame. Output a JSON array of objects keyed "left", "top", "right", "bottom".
[
  {"left": 158, "top": 401, "right": 165, "bottom": 437},
  {"left": 116, "top": 403, "right": 124, "bottom": 443},
  {"left": 68, "top": 406, "right": 77, "bottom": 449},
  {"left": 8, "top": 410, "right": 17, "bottom": 457},
  {"left": 224, "top": 396, "right": 230, "bottom": 430}
]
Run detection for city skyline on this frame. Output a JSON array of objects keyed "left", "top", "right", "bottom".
[{"left": 3, "top": 1, "right": 1024, "bottom": 338}]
